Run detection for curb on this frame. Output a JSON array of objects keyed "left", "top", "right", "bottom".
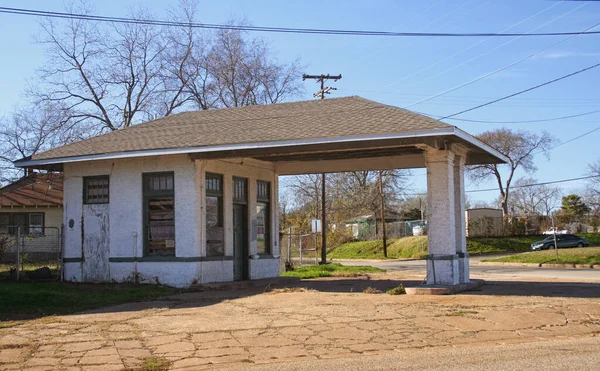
[{"left": 479, "top": 262, "right": 599, "bottom": 269}]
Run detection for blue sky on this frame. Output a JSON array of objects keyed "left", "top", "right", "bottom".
[{"left": 1, "top": 0, "right": 599, "bottom": 204}]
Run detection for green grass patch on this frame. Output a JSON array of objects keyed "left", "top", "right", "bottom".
[
  {"left": 328, "top": 237, "right": 428, "bottom": 259},
  {"left": 140, "top": 357, "right": 171, "bottom": 371},
  {"left": 0, "top": 281, "right": 176, "bottom": 321},
  {"left": 328, "top": 233, "right": 600, "bottom": 259},
  {"left": 482, "top": 247, "right": 600, "bottom": 265},
  {"left": 281, "top": 263, "right": 384, "bottom": 279},
  {"left": 466, "top": 235, "right": 543, "bottom": 254}
]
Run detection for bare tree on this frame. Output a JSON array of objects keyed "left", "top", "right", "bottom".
[
  {"left": 509, "top": 177, "right": 562, "bottom": 217},
  {"left": 32, "top": 2, "right": 304, "bottom": 138},
  {"left": 33, "top": 3, "right": 174, "bottom": 133},
  {"left": 468, "top": 128, "right": 555, "bottom": 217},
  {"left": 0, "top": 105, "right": 66, "bottom": 182},
  {"left": 208, "top": 25, "right": 303, "bottom": 108}
]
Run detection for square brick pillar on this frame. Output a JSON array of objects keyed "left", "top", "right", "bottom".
[
  {"left": 425, "top": 148, "right": 459, "bottom": 286},
  {"left": 452, "top": 145, "right": 469, "bottom": 284}
]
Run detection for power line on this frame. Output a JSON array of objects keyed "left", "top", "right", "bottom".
[
  {"left": 439, "top": 61, "right": 600, "bottom": 119},
  {"left": 388, "top": 0, "right": 572, "bottom": 90},
  {"left": 351, "top": 90, "right": 600, "bottom": 102},
  {"left": 402, "top": 19, "right": 600, "bottom": 109},
  {"left": 428, "top": 109, "right": 600, "bottom": 124},
  {"left": 2, "top": 6, "right": 600, "bottom": 37},
  {"left": 465, "top": 175, "right": 597, "bottom": 193},
  {"left": 404, "top": 174, "right": 598, "bottom": 196},
  {"left": 532, "top": 125, "right": 600, "bottom": 155}
]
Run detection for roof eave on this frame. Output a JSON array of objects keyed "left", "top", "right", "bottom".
[{"left": 14, "top": 127, "right": 507, "bottom": 168}]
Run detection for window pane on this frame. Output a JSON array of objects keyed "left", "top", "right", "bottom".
[
  {"left": 85, "top": 176, "right": 109, "bottom": 204},
  {"left": 0, "top": 214, "right": 9, "bottom": 234},
  {"left": 29, "top": 214, "right": 43, "bottom": 235},
  {"left": 147, "top": 196, "right": 175, "bottom": 255},
  {"left": 256, "top": 202, "right": 269, "bottom": 254},
  {"left": 206, "top": 173, "right": 222, "bottom": 194},
  {"left": 206, "top": 195, "right": 224, "bottom": 256},
  {"left": 147, "top": 173, "right": 174, "bottom": 192},
  {"left": 233, "top": 178, "right": 247, "bottom": 202},
  {"left": 257, "top": 181, "right": 270, "bottom": 201}
]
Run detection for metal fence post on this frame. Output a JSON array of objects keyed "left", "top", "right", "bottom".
[
  {"left": 299, "top": 236, "right": 303, "bottom": 265},
  {"left": 15, "top": 226, "right": 21, "bottom": 282},
  {"left": 287, "top": 228, "right": 292, "bottom": 263}
]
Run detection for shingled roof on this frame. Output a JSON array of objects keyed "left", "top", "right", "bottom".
[
  {"left": 15, "top": 96, "right": 507, "bottom": 168},
  {"left": 0, "top": 173, "right": 63, "bottom": 207}
]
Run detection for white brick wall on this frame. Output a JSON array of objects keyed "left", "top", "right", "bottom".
[{"left": 62, "top": 155, "right": 280, "bottom": 287}]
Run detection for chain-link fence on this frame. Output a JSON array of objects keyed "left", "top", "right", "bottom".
[
  {"left": 0, "top": 226, "right": 62, "bottom": 281},
  {"left": 280, "top": 232, "right": 320, "bottom": 270},
  {"left": 344, "top": 220, "right": 428, "bottom": 241}
]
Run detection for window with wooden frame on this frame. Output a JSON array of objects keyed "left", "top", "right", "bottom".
[
  {"left": 256, "top": 180, "right": 270, "bottom": 255},
  {"left": 205, "top": 173, "right": 224, "bottom": 257},
  {"left": 83, "top": 176, "right": 110, "bottom": 204},
  {"left": 143, "top": 172, "right": 175, "bottom": 256}
]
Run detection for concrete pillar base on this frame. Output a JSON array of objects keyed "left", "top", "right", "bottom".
[
  {"left": 426, "top": 254, "right": 459, "bottom": 286},
  {"left": 405, "top": 279, "right": 485, "bottom": 295},
  {"left": 457, "top": 252, "right": 470, "bottom": 284}
]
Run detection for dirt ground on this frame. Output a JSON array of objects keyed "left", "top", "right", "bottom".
[{"left": 1, "top": 271, "right": 599, "bottom": 371}]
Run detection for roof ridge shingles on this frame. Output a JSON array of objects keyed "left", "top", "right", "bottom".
[{"left": 26, "top": 96, "right": 451, "bottom": 161}]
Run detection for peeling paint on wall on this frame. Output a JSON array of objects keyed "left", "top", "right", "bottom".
[{"left": 82, "top": 204, "right": 110, "bottom": 282}]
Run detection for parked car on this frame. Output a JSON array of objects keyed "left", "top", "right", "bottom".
[
  {"left": 531, "top": 234, "right": 589, "bottom": 251},
  {"left": 542, "top": 227, "right": 570, "bottom": 235}
]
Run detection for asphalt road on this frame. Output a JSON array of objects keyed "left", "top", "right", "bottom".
[
  {"left": 337, "top": 254, "right": 600, "bottom": 282},
  {"left": 234, "top": 337, "right": 600, "bottom": 371}
]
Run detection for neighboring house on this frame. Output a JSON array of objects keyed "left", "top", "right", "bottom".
[
  {"left": 0, "top": 172, "right": 63, "bottom": 263},
  {"left": 345, "top": 210, "right": 405, "bottom": 239},
  {"left": 0, "top": 172, "right": 63, "bottom": 234},
  {"left": 465, "top": 208, "right": 503, "bottom": 237},
  {"left": 14, "top": 96, "right": 507, "bottom": 288}
]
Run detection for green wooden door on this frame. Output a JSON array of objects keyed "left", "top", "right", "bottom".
[{"left": 233, "top": 203, "right": 248, "bottom": 281}]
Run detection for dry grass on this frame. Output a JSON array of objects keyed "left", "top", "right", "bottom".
[
  {"left": 267, "top": 287, "right": 315, "bottom": 294},
  {"left": 363, "top": 287, "right": 382, "bottom": 294}
]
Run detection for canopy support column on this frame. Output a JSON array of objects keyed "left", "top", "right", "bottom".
[
  {"left": 452, "top": 145, "right": 469, "bottom": 284},
  {"left": 425, "top": 148, "right": 459, "bottom": 286}
]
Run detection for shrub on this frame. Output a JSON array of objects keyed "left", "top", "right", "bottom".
[{"left": 386, "top": 284, "right": 406, "bottom": 295}]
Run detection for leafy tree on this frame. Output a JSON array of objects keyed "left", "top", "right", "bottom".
[
  {"left": 559, "top": 194, "right": 590, "bottom": 224},
  {"left": 468, "top": 128, "right": 555, "bottom": 217}
]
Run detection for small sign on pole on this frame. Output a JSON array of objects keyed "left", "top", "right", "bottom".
[{"left": 311, "top": 219, "right": 322, "bottom": 233}]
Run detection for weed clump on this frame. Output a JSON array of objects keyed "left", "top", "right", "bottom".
[
  {"left": 386, "top": 284, "right": 406, "bottom": 295},
  {"left": 363, "top": 287, "right": 382, "bottom": 294}
]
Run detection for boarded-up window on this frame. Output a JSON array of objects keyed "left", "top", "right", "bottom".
[
  {"left": 256, "top": 181, "right": 270, "bottom": 254},
  {"left": 206, "top": 173, "right": 224, "bottom": 256},
  {"left": 84, "top": 176, "right": 110, "bottom": 204},
  {"left": 144, "top": 173, "right": 175, "bottom": 256}
]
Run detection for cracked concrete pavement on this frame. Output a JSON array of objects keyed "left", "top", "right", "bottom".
[{"left": 1, "top": 272, "right": 599, "bottom": 370}]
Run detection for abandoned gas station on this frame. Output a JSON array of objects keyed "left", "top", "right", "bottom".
[{"left": 15, "top": 96, "right": 507, "bottom": 289}]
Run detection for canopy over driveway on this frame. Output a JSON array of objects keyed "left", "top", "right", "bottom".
[{"left": 15, "top": 96, "right": 508, "bottom": 288}]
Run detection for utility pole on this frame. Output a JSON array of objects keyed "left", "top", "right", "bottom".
[
  {"left": 378, "top": 171, "right": 388, "bottom": 258},
  {"left": 302, "top": 73, "right": 342, "bottom": 264}
]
